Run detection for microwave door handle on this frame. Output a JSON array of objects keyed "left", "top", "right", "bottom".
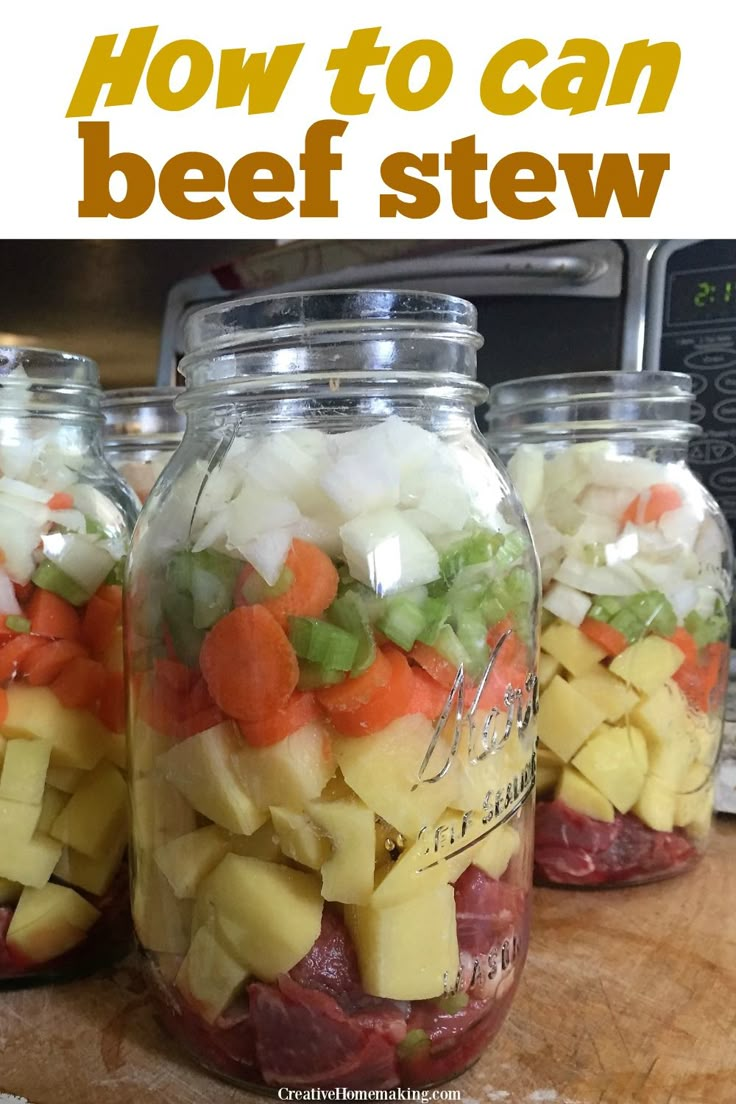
[{"left": 619, "top": 239, "right": 662, "bottom": 373}]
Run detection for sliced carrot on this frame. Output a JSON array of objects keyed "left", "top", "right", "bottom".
[
  {"left": 674, "top": 641, "right": 728, "bottom": 713},
  {"left": 0, "top": 616, "right": 13, "bottom": 644},
  {"left": 200, "top": 605, "right": 299, "bottom": 721},
  {"left": 325, "top": 647, "right": 413, "bottom": 738},
  {"left": 98, "top": 671, "right": 126, "bottom": 733},
  {"left": 154, "top": 658, "right": 198, "bottom": 695},
  {"left": 21, "top": 640, "right": 87, "bottom": 686},
  {"left": 408, "top": 667, "right": 451, "bottom": 720},
  {"left": 238, "top": 690, "right": 320, "bottom": 748},
  {"left": 408, "top": 642, "right": 458, "bottom": 690},
  {"left": 620, "top": 483, "right": 683, "bottom": 528},
  {"left": 51, "top": 656, "right": 106, "bottom": 710},
  {"left": 176, "top": 706, "right": 224, "bottom": 741},
  {"left": 237, "top": 540, "right": 339, "bottom": 630},
  {"left": 14, "top": 581, "right": 34, "bottom": 605},
  {"left": 316, "top": 649, "right": 391, "bottom": 712},
  {"left": 580, "top": 618, "right": 628, "bottom": 658},
  {"left": 0, "top": 635, "right": 45, "bottom": 683},
  {"left": 81, "top": 594, "right": 120, "bottom": 656},
  {"left": 95, "top": 585, "right": 124, "bottom": 616},
  {"left": 665, "top": 627, "right": 698, "bottom": 666},
  {"left": 137, "top": 671, "right": 182, "bottom": 737},
  {"left": 47, "top": 492, "right": 75, "bottom": 511},
  {"left": 0, "top": 687, "right": 7, "bottom": 724},
  {"left": 27, "top": 589, "right": 81, "bottom": 642}
]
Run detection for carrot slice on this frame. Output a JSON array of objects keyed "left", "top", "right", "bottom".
[
  {"left": 325, "top": 647, "right": 413, "bottom": 738},
  {"left": 580, "top": 618, "right": 628, "bottom": 657},
  {"left": 98, "top": 671, "right": 126, "bottom": 733},
  {"left": 237, "top": 540, "right": 339, "bottom": 630},
  {"left": 27, "top": 589, "right": 81, "bottom": 642},
  {"left": 176, "top": 706, "right": 224, "bottom": 741},
  {"left": 51, "top": 656, "right": 107, "bottom": 710},
  {"left": 238, "top": 690, "right": 320, "bottom": 748},
  {"left": 14, "top": 581, "right": 34, "bottom": 605},
  {"left": 81, "top": 594, "right": 120, "bottom": 656},
  {"left": 408, "top": 666, "right": 451, "bottom": 720},
  {"left": 154, "top": 658, "right": 198, "bottom": 696},
  {"left": 0, "top": 687, "right": 7, "bottom": 724},
  {"left": 95, "top": 585, "right": 124, "bottom": 615},
  {"left": 408, "top": 642, "right": 458, "bottom": 690},
  {"left": 47, "top": 492, "right": 75, "bottom": 511},
  {"left": 665, "top": 627, "right": 698, "bottom": 666},
  {"left": 620, "top": 483, "right": 683, "bottom": 528},
  {"left": 316, "top": 649, "right": 391, "bottom": 712},
  {"left": 0, "top": 636, "right": 45, "bottom": 683},
  {"left": 200, "top": 605, "right": 299, "bottom": 721},
  {"left": 22, "top": 640, "right": 87, "bottom": 686}
]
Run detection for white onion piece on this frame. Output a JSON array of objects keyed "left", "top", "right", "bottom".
[{"left": 0, "top": 570, "right": 22, "bottom": 615}]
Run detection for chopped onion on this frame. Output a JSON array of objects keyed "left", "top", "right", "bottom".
[{"left": 0, "top": 570, "right": 22, "bottom": 615}]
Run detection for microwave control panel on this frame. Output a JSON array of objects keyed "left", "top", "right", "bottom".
[{"left": 654, "top": 240, "right": 736, "bottom": 524}]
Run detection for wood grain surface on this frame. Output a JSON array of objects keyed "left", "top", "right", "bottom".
[{"left": 2, "top": 818, "right": 734, "bottom": 1104}]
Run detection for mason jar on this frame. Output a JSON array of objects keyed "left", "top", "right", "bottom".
[
  {"left": 0, "top": 347, "right": 137, "bottom": 985},
  {"left": 102, "top": 387, "right": 185, "bottom": 505},
  {"left": 126, "top": 290, "right": 539, "bottom": 1091},
  {"left": 488, "top": 371, "right": 733, "bottom": 888}
]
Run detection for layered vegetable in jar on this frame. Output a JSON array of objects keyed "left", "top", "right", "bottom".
[
  {"left": 126, "top": 291, "right": 539, "bottom": 1090},
  {"left": 0, "top": 349, "right": 136, "bottom": 983},
  {"left": 489, "top": 372, "right": 732, "bottom": 888}
]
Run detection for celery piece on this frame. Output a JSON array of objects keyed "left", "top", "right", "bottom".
[
  {"left": 495, "top": 530, "right": 527, "bottom": 569},
  {"left": 505, "top": 566, "right": 534, "bottom": 604},
  {"left": 627, "top": 590, "right": 676, "bottom": 637},
  {"left": 686, "top": 604, "right": 729, "bottom": 649},
  {"left": 162, "top": 590, "right": 205, "bottom": 668},
  {"left": 240, "top": 564, "right": 294, "bottom": 605},
  {"left": 190, "top": 551, "right": 242, "bottom": 630},
  {"left": 433, "top": 624, "right": 470, "bottom": 671},
  {"left": 582, "top": 542, "right": 607, "bottom": 567},
  {"left": 167, "top": 552, "right": 193, "bottom": 594},
  {"left": 435, "top": 991, "right": 469, "bottom": 1013},
  {"left": 297, "top": 661, "right": 346, "bottom": 691},
  {"left": 105, "top": 558, "right": 126, "bottom": 587},
  {"left": 4, "top": 615, "right": 30, "bottom": 634},
  {"left": 440, "top": 530, "right": 503, "bottom": 584},
  {"left": 417, "top": 596, "right": 451, "bottom": 646},
  {"left": 397, "top": 1029, "right": 430, "bottom": 1059},
  {"left": 85, "top": 516, "right": 107, "bottom": 537},
  {"left": 455, "top": 610, "right": 491, "bottom": 678},
  {"left": 588, "top": 595, "right": 623, "bottom": 623},
  {"left": 327, "top": 591, "right": 376, "bottom": 675},
  {"left": 289, "top": 617, "right": 359, "bottom": 672},
  {"left": 609, "top": 607, "right": 644, "bottom": 644},
  {"left": 378, "top": 597, "right": 427, "bottom": 651},
  {"left": 31, "top": 560, "right": 90, "bottom": 607}
]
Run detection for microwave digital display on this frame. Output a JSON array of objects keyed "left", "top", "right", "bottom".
[{"left": 667, "top": 266, "right": 736, "bottom": 325}]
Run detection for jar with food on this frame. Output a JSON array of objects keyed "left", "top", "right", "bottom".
[
  {"left": 103, "top": 387, "right": 185, "bottom": 504},
  {"left": 126, "top": 291, "right": 539, "bottom": 1091},
  {"left": 0, "top": 347, "right": 137, "bottom": 985},
  {"left": 488, "top": 372, "right": 732, "bottom": 888}
]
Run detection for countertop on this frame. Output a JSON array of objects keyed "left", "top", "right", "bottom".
[{"left": 2, "top": 818, "right": 734, "bottom": 1104}]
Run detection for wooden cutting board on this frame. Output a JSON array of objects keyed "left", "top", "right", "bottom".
[{"left": 2, "top": 818, "right": 734, "bottom": 1104}]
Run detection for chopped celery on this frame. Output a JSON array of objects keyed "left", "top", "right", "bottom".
[
  {"left": 397, "top": 1029, "right": 430, "bottom": 1059},
  {"left": 609, "top": 607, "right": 644, "bottom": 643},
  {"left": 629, "top": 590, "right": 676, "bottom": 637},
  {"left": 327, "top": 591, "right": 376, "bottom": 674},
  {"left": 167, "top": 549, "right": 241, "bottom": 630},
  {"left": 455, "top": 610, "right": 490, "bottom": 677},
  {"left": 5, "top": 615, "right": 30, "bottom": 634},
  {"left": 495, "top": 529, "right": 527, "bottom": 569},
  {"left": 435, "top": 991, "right": 469, "bottom": 1013},
  {"left": 84, "top": 516, "right": 107, "bottom": 537},
  {"left": 104, "top": 559, "right": 126, "bottom": 587},
  {"left": 433, "top": 624, "right": 469, "bottom": 671},
  {"left": 378, "top": 597, "right": 426, "bottom": 651},
  {"left": 289, "top": 617, "right": 359, "bottom": 671},
  {"left": 297, "top": 661, "right": 346, "bottom": 690},
  {"left": 686, "top": 604, "right": 729, "bottom": 648},
  {"left": 162, "top": 590, "right": 205, "bottom": 667},
  {"left": 588, "top": 595, "right": 624, "bottom": 622},
  {"left": 31, "top": 560, "right": 90, "bottom": 607},
  {"left": 582, "top": 542, "right": 607, "bottom": 567},
  {"left": 240, "top": 564, "right": 294, "bottom": 605},
  {"left": 440, "top": 530, "right": 504, "bottom": 584},
  {"left": 417, "top": 596, "right": 450, "bottom": 645}
]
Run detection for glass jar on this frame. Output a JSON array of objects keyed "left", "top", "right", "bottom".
[
  {"left": 0, "top": 347, "right": 137, "bottom": 986},
  {"left": 126, "top": 290, "right": 539, "bottom": 1091},
  {"left": 102, "top": 387, "right": 185, "bottom": 504},
  {"left": 488, "top": 372, "right": 733, "bottom": 888}
]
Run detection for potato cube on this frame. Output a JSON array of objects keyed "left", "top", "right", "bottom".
[
  {"left": 675, "top": 762, "right": 714, "bottom": 835},
  {"left": 271, "top": 806, "right": 330, "bottom": 870},
  {"left": 307, "top": 796, "right": 375, "bottom": 904},
  {"left": 556, "top": 766, "right": 615, "bottom": 823},
  {"left": 228, "top": 821, "right": 282, "bottom": 863},
  {"left": 132, "top": 775, "right": 197, "bottom": 851},
  {"left": 472, "top": 824, "right": 521, "bottom": 879},
  {"left": 610, "top": 637, "right": 685, "bottom": 695},
  {"left": 130, "top": 720, "right": 175, "bottom": 777},
  {"left": 104, "top": 730, "right": 127, "bottom": 771},
  {"left": 0, "top": 797, "right": 42, "bottom": 841},
  {"left": 1, "top": 686, "right": 106, "bottom": 770},
  {"left": 538, "top": 676, "right": 606, "bottom": 762},
  {"left": 45, "top": 766, "right": 85, "bottom": 794},
  {"left": 0, "top": 734, "right": 6, "bottom": 766},
  {"left": 540, "top": 622, "right": 606, "bottom": 677},
  {"left": 37, "top": 787, "right": 69, "bottom": 835},
  {"left": 7, "top": 883, "right": 99, "bottom": 963},
  {"left": 0, "top": 833, "right": 62, "bottom": 887},
  {"left": 632, "top": 681, "right": 689, "bottom": 746},
  {"left": 572, "top": 725, "right": 647, "bottom": 813},
  {"left": 133, "top": 855, "right": 193, "bottom": 955},
  {"left": 198, "top": 855, "right": 323, "bottom": 981},
  {"left": 536, "top": 762, "right": 561, "bottom": 795},
  {"left": 55, "top": 820, "right": 127, "bottom": 897},
  {"left": 176, "top": 920, "right": 248, "bottom": 1023},
  {"left": 0, "top": 739, "right": 51, "bottom": 804},
  {"left": 162, "top": 722, "right": 267, "bottom": 836},
  {"left": 236, "top": 723, "right": 336, "bottom": 812},
  {"left": 51, "top": 761, "right": 127, "bottom": 859},
  {"left": 0, "top": 877, "right": 21, "bottom": 905},
  {"left": 570, "top": 667, "right": 639, "bottom": 723},
  {"left": 538, "top": 652, "right": 561, "bottom": 689},
  {"left": 347, "top": 884, "right": 459, "bottom": 1001},
  {"left": 155, "top": 825, "right": 232, "bottom": 900},
  {"left": 633, "top": 776, "right": 676, "bottom": 832}
]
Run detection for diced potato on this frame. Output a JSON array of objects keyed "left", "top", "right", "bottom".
[
  {"left": 228, "top": 822, "right": 282, "bottom": 863},
  {"left": 0, "top": 833, "right": 62, "bottom": 887},
  {"left": 372, "top": 834, "right": 455, "bottom": 908},
  {"left": 632, "top": 680, "right": 689, "bottom": 747},
  {"left": 132, "top": 775, "right": 197, "bottom": 850},
  {"left": 633, "top": 776, "right": 676, "bottom": 832},
  {"left": 6, "top": 884, "right": 100, "bottom": 963},
  {"left": 347, "top": 884, "right": 459, "bottom": 1001},
  {"left": 271, "top": 806, "right": 330, "bottom": 870},
  {"left": 538, "top": 676, "right": 606, "bottom": 762},
  {"left": 0, "top": 738, "right": 51, "bottom": 804},
  {"left": 37, "top": 787, "right": 69, "bottom": 834},
  {"left": 162, "top": 722, "right": 267, "bottom": 836},
  {"left": 55, "top": 820, "right": 127, "bottom": 896},
  {"left": 155, "top": 826, "right": 232, "bottom": 900},
  {"left": 572, "top": 725, "right": 647, "bottom": 813},
  {"left": 675, "top": 762, "right": 714, "bottom": 835},
  {"left": 472, "top": 824, "right": 521, "bottom": 879},
  {"left": 45, "top": 766, "right": 85, "bottom": 794},
  {"left": 104, "top": 729, "right": 127, "bottom": 771},
  {"left": 540, "top": 622, "right": 606, "bottom": 677},
  {"left": 236, "top": 723, "right": 336, "bottom": 812},
  {"left": 133, "top": 855, "right": 193, "bottom": 955},
  {"left": 176, "top": 920, "right": 248, "bottom": 1023},
  {"left": 648, "top": 734, "right": 697, "bottom": 790},
  {"left": 51, "top": 761, "right": 127, "bottom": 859},
  {"left": 335, "top": 714, "right": 458, "bottom": 839},
  {"left": 0, "top": 734, "right": 6, "bottom": 767},
  {"left": 538, "top": 652, "right": 561, "bottom": 689},
  {"left": 536, "top": 762, "right": 561, "bottom": 795},
  {"left": 610, "top": 637, "right": 685, "bottom": 696},
  {"left": 556, "top": 766, "right": 615, "bottom": 823},
  {"left": 307, "top": 796, "right": 375, "bottom": 904},
  {"left": 1, "top": 687, "right": 106, "bottom": 770},
  {"left": 0, "top": 877, "right": 21, "bottom": 905},
  {"left": 130, "top": 721, "right": 175, "bottom": 777},
  {"left": 570, "top": 667, "right": 639, "bottom": 723},
  {"left": 453, "top": 725, "right": 533, "bottom": 812},
  {"left": 197, "top": 855, "right": 323, "bottom": 981},
  {"left": 0, "top": 797, "right": 42, "bottom": 841}
]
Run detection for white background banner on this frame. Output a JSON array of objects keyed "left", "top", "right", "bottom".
[{"left": 0, "top": 1, "right": 733, "bottom": 238}]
